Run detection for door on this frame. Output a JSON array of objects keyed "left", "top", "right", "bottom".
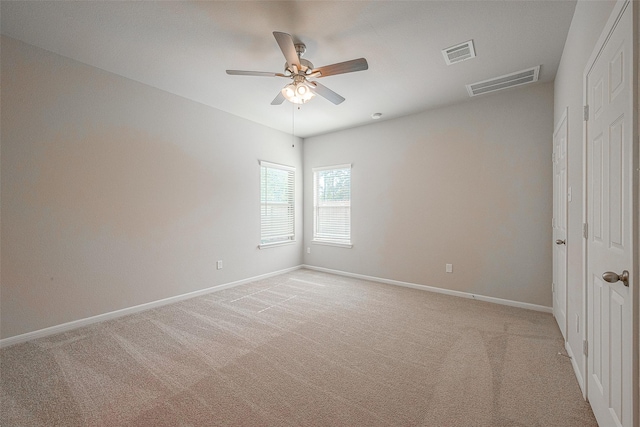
[
  {"left": 585, "top": 1, "right": 635, "bottom": 426},
  {"left": 553, "top": 108, "right": 568, "bottom": 339}
]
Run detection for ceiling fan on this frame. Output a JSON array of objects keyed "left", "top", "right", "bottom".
[{"left": 226, "top": 31, "right": 368, "bottom": 106}]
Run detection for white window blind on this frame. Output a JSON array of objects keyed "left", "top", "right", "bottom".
[
  {"left": 313, "top": 164, "right": 351, "bottom": 246},
  {"left": 260, "top": 161, "right": 295, "bottom": 247}
]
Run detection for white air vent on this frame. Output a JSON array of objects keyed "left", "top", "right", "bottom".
[
  {"left": 442, "top": 40, "right": 476, "bottom": 65},
  {"left": 466, "top": 66, "right": 540, "bottom": 97}
]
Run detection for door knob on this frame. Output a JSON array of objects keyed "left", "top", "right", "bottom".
[
  {"left": 602, "top": 270, "right": 629, "bottom": 287},
  {"left": 555, "top": 239, "right": 566, "bottom": 245}
]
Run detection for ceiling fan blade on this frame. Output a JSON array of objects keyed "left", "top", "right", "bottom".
[
  {"left": 226, "top": 70, "right": 286, "bottom": 77},
  {"left": 312, "top": 58, "right": 368, "bottom": 78},
  {"left": 271, "top": 91, "right": 286, "bottom": 105},
  {"left": 273, "top": 31, "right": 301, "bottom": 70},
  {"left": 309, "top": 81, "right": 345, "bottom": 105}
]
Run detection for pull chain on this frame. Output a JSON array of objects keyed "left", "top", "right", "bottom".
[{"left": 291, "top": 102, "right": 296, "bottom": 147}]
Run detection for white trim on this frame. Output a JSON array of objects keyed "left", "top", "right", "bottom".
[
  {"left": 258, "top": 240, "right": 296, "bottom": 249},
  {"left": 584, "top": 0, "right": 630, "bottom": 77},
  {"left": 312, "top": 163, "right": 351, "bottom": 172},
  {"left": 258, "top": 160, "right": 295, "bottom": 172},
  {"left": 565, "top": 341, "right": 586, "bottom": 399},
  {"left": 302, "top": 265, "right": 553, "bottom": 313},
  {"left": 0, "top": 265, "right": 303, "bottom": 348},
  {"left": 581, "top": 43, "right": 591, "bottom": 400},
  {"left": 311, "top": 239, "right": 353, "bottom": 249}
]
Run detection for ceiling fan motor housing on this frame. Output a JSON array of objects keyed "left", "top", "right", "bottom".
[{"left": 285, "top": 58, "right": 314, "bottom": 75}]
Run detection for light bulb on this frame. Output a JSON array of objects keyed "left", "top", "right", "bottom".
[{"left": 281, "top": 82, "right": 315, "bottom": 104}]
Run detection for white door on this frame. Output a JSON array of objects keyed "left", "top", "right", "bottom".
[
  {"left": 585, "top": 1, "right": 635, "bottom": 426},
  {"left": 553, "top": 108, "right": 568, "bottom": 339}
]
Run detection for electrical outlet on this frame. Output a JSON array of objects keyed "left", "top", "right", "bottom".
[
  {"left": 217, "top": 260, "right": 223, "bottom": 270},
  {"left": 446, "top": 264, "right": 453, "bottom": 273},
  {"left": 307, "top": 247, "right": 311, "bottom": 254}
]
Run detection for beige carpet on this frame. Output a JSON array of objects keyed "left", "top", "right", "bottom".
[{"left": 1, "top": 269, "right": 596, "bottom": 426}]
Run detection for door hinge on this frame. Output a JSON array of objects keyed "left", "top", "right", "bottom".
[
  {"left": 583, "top": 340, "right": 589, "bottom": 357},
  {"left": 583, "top": 223, "right": 588, "bottom": 239},
  {"left": 583, "top": 105, "right": 589, "bottom": 121},
  {"left": 552, "top": 282, "right": 555, "bottom": 293}
]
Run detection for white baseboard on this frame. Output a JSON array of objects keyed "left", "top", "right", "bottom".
[
  {"left": 302, "top": 264, "right": 553, "bottom": 313},
  {"left": 1, "top": 264, "right": 553, "bottom": 348},
  {"left": 565, "top": 341, "right": 587, "bottom": 399},
  {"left": 0, "top": 265, "right": 303, "bottom": 348}
]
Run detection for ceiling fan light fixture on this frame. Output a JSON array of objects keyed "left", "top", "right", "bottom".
[
  {"left": 282, "top": 82, "right": 315, "bottom": 104},
  {"left": 283, "top": 85, "right": 295, "bottom": 98}
]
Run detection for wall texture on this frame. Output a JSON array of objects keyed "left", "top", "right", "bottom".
[
  {"left": 1, "top": 36, "right": 303, "bottom": 339},
  {"left": 303, "top": 82, "right": 554, "bottom": 307},
  {"left": 553, "top": 0, "right": 616, "bottom": 389}
]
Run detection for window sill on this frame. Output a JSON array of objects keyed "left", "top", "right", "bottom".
[
  {"left": 259, "top": 240, "right": 296, "bottom": 250},
  {"left": 312, "top": 240, "right": 353, "bottom": 249}
]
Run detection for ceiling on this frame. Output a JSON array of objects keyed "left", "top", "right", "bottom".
[{"left": 1, "top": 1, "right": 576, "bottom": 138}]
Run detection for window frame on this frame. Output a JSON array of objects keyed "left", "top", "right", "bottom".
[
  {"left": 312, "top": 164, "right": 352, "bottom": 248},
  {"left": 259, "top": 160, "right": 296, "bottom": 249}
]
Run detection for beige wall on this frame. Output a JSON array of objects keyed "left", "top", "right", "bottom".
[
  {"left": 553, "top": 0, "right": 616, "bottom": 389},
  {"left": 303, "top": 82, "right": 554, "bottom": 307},
  {"left": 5, "top": 4, "right": 618, "bottom": 345},
  {"left": 1, "top": 36, "right": 303, "bottom": 339}
]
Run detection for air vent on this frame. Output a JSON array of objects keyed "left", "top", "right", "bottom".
[
  {"left": 466, "top": 66, "right": 540, "bottom": 97},
  {"left": 442, "top": 40, "right": 476, "bottom": 65}
]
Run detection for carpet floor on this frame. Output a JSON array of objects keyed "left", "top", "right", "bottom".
[{"left": 1, "top": 268, "right": 596, "bottom": 426}]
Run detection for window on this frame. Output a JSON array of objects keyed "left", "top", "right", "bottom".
[
  {"left": 260, "top": 161, "right": 295, "bottom": 247},
  {"left": 313, "top": 164, "right": 352, "bottom": 247}
]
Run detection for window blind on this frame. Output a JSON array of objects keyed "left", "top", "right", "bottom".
[
  {"left": 260, "top": 161, "right": 295, "bottom": 246},
  {"left": 313, "top": 164, "right": 351, "bottom": 245}
]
